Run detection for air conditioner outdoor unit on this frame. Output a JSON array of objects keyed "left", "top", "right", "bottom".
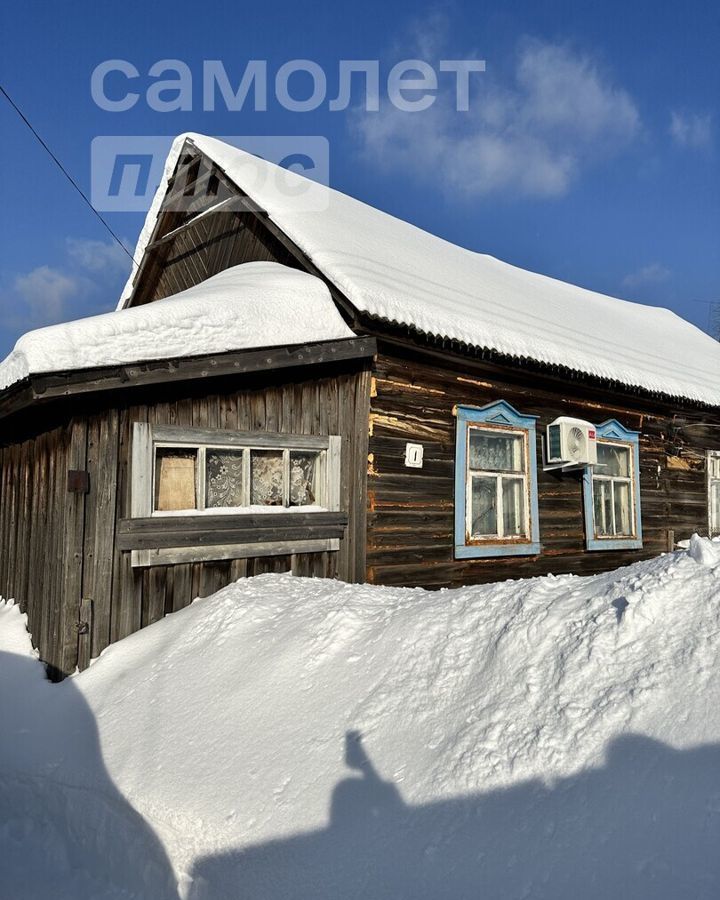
[{"left": 546, "top": 417, "right": 597, "bottom": 466}]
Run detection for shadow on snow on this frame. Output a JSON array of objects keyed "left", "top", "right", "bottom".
[
  {"left": 0, "top": 651, "right": 179, "bottom": 900},
  {"left": 189, "top": 729, "right": 720, "bottom": 900},
  {"left": 3, "top": 647, "right": 719, "bottom": 900}
]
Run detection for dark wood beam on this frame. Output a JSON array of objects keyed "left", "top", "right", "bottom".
[
  {"left": 0, "top": 337, "right": 377, "bottom": 421},
  {"left": 116, "top": 510, "right": 348, "bottom": 551},
  {"left": 143, "top": 196, "right": 267, "bottom": 253}
]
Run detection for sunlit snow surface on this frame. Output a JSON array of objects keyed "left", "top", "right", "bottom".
[
  {"left": 2, "top": 536, "right": 720, "bottom": 898},
  {"left": 122, "top": 133, "right": 720, "bottom": 406},
  {"left": 0, "top": 262, "right": 353, "bottom": 391}
]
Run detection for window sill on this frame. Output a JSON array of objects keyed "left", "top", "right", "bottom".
[
  {"left": 150, "top": 504, "right": 329, "bottom": 517},
  {"left": 454, "top": 541, "right": 542, "bottom": 559},
  {"left": 586, "top": 537, "right": 643, "bottom": 552}
]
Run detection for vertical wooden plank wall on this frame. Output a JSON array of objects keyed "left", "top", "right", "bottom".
[
  {"left": 0, "top": 422, "right": 87, "bottom": 677},
  {"left": 0, "top": 360, "right": 371, "bottom": 676},
  {"left": 78, "top": 410, "right": 120, "bottom": 669}
]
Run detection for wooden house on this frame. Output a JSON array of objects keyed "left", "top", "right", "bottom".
[{"left": 1, "top": 133, "right": 718, "bottom": 678}]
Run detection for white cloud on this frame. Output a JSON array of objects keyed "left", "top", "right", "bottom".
[
  {"left": 352, "top": 36, "right": 641, "bottom": 198},
  {"left": 669, "top": 111, "right": 713, "bottom": 150},
  {"left": 5, "top": 237, "right": 130, "bottom": 338},
  {"left": 621, "top": 263, "right": 671, "bottom": 289},
  {"left": 13, "top": 266, "right": 82, "bottom": 324},
  {"left": 66, "top": 237, "right": 132, "bottom": 274}
]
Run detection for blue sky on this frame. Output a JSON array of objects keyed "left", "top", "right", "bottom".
[{"left": 0, "top": 0, "right": 718, "bottom": 358}]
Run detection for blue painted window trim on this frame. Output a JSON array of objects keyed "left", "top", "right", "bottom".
[
  {"left": 583, "top": 419, "right": 643, "bottom": 551},
  {"left": 454, "top": 400, "right": 541, "bottom": 559}
]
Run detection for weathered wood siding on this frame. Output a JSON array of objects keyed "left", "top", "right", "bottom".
[
  {"left": 0, "top": 421, "right": 87, "bottom": 677},
  {"left": 133, "top": 207, "right": 303, "bottom": 307},
  {"left": 122, "top": 143, "right": 359, "bottom": 333},
  {"left": 124, "top": 145, "right": 313, "bottom": 310},
  {"left": 367, "top": 342, "right": 719, "bottom": 587},
  {"left": 0, "top": 360, "right": 371, "bottom": 677}
]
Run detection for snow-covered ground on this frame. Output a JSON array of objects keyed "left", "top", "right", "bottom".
[{"left": 2, "top": 537, "right": 720, "bottom": 899}]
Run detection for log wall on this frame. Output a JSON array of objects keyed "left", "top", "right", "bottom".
[{"left": 367, "top": 342, "right": 719, "bottom": 587}]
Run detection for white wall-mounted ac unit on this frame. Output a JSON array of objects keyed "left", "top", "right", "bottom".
[{"left": 546, "top": 417, "right": 597, "bottom": 466}]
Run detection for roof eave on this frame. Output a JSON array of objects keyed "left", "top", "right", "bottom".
[
  {"left": 0, "top": 336, "right": 377, "bottom": 424},
  {"left": 359, "top": 312, "right": 719, "bottom": 412}
]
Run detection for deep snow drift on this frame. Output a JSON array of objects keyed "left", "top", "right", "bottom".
[{"left": 2, "top": 537, "right": 720, "bottom": 899}]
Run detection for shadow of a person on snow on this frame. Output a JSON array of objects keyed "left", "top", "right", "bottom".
[
  {"left": 188, "top": 729, "right": 720, "bottom": 900},
  {"left": 0, "top": 651, "right": 179, "bottom": 900}
]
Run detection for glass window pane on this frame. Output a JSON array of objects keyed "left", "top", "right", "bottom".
[
  {"left": 593, "top": 479, "right": 613, "bottom": 536},
  {"left": 597, "top": 443, "right": 630, "bottom": 477},
  {"left": 206, "top": 449, "right": 244, "bottom": 508},
  {"left": 502, "top": 477, "right": 526, "bottom": 537},
  {"left": 469, "top": 430, "right": 524, "bottom": 472},
  {"left": 710, "top": 455, "right": 720, "bottom": 480},
  {"left": 155, "top": 448, "right": 197, "bottom": 511},
  {"left": 251, "top": 450, "right": 284, "bottom": 506},
  {"left": 711, "top": 481, "right": 720, "bottom": 536},
  {"left": 470, "top": 476, "right": 498, "bottom": 536},
  {"left": 289, "top": 451, "right": 319, "bottom": 506},
  {"left": 614, "top": 481, "right": 632, "bottom": 535}
]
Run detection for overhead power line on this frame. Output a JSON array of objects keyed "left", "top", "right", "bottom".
[{"left": 0, "top": 83, "right": 135, "bottom": 262}]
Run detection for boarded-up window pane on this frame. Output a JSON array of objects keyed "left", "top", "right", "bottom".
[
  {"left": 251, "top": 450, "right": 284, "bottom": 506},
  {"left": 155, "top": 449, "right": 197, "bottom": 511},
  {"left": 289, "top": 452, "right": 319, "bottom": 506},
  {"left": 206, "top": 449, "right": 244, "bottom": 508}
]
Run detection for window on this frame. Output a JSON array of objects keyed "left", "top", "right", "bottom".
[
  {"left": 152, "top": 441, "right": 325, "bottom": 514},
  {"left": 583, "top": 420, "right": 642, "bottom": 551},
  {"left": 454, "top": 401, "right": 541, "bottom": 558},
  {"left": 709, "top": 451, "right": 720, "bottom": 537},
  {"left": 129, "top": 424, "right": 343, "bottom": 567}
]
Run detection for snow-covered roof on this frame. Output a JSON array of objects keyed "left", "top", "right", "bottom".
[
  {"left": 0, "top": 263, "right": 354, "bottom": 392},
  {"left": 122, "top": 133, "right": 720, "bottom": 407}
]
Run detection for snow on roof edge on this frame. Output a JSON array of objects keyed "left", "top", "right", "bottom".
[
  {"left": 357, "top": 309, "right": 717, "bottom": 406},
  {"left": 118, "top": 133, "right": 720, "bottom": 408},
  {"left": 1, "top": 263, "right": 354, "bottom": 393},
  {"left": 118, "top": 134, "right": 191, "bottom": 308}
]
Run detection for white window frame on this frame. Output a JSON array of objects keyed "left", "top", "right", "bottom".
[
  {"left": 132, "top": 424, "right": 340, "bottom": 518},
  {"left": 465, "top": 425, "right": 531, "bottom": 542},
  {"left": 152, "top": 441, "right": 332, "bottom": 514},
  {"left": 709, "top": 450, "right": 720, "bottom": 538},
  {"left": 591, "top": 440, "right": 636, "bottom": 538}
]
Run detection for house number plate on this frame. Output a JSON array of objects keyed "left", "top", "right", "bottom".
[{"left": 405, "top": 443, "right": 424, "bottom": 468}]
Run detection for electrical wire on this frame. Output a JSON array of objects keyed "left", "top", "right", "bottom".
[{"left": 0, "top": 83, "right": 135, "bottom": 262}]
